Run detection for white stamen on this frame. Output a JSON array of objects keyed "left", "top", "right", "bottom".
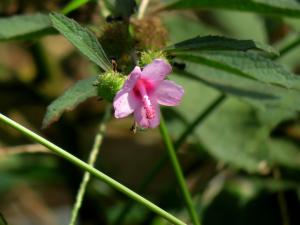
[
  {"left": 143, "top": 95, "right": 155, "bottom": 119},
  {"left": 137, "top": 81, "right": 155, "bottom": 119}
]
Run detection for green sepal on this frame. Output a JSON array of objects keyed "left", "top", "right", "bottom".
[
  {"left": 140, "top": 50, "right": 168, "bottom": 67},
  {"left": 96, "top": 70, "right": 126, "bottom": 102}
]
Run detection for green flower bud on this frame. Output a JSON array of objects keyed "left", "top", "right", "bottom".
[
  {"left": 96, "top": 70, "right": 126, "bottom": 102},
  {"left": 140, "top": 50, "right": 167, "bottom": 67}
]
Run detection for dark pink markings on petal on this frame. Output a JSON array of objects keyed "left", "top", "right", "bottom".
[{"left": 113, "top": 59, "right": 184, "bottom": 129}]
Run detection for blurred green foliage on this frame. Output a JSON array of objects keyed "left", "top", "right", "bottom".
[{"left": 0, "top": 0, "right": 300, "bottom": 225}]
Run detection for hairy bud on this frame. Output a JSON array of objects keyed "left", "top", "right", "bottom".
[{"left": 96, "top": 70, "right": 126, "bottom": 102}]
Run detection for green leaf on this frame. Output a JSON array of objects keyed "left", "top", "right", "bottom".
[
  {"left": 175, "top": 50, "right": 300, "bottom": 90},
  {"left": 268, "top": 139, "right": 300, "bottom": 169},
  {"left": 165, "top": 0, "right": 300, "bottom": 19},
  {"left": 49, "top": 12, "right": 111, "bottom": 71},
  {"left": 173, "top": 59, "right": 300, "bottom": 112},
  {"left": 168, "top": 77, "right": 266, "bottom": 172},
  {"left": 166, "top": 36, "right": 278, "bottom": 56},
  {"left": 198, "top": 99, "right": 271, "bottom": 173},
  {"left": 0, "top": 13, "right": 53, "bottom": 41},
  {"left": 42, "top": 75, "right": 98, "bottom": 128}
]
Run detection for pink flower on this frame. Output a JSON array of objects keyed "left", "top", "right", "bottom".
[{"left": 113, "top": 59, "right": 184, "bottom": 128}]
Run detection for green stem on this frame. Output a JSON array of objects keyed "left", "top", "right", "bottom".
[
  {"left": 68, "top": 107, "right": 110, "bottom": 225},
  {"left": 113, "top": 94, "right": 225, "bottom": 225},
  {"left": 277, "top": 36, "right": 300, "bottom": 59},
  {"left": 0, "top": 113, "right": 186, "bottom": 225},
  {"left": 159, "top": 116, "right": 201, "bottom": 225},
  {"left": 61, "top": 0, "right": 91, "bottom": 15}
]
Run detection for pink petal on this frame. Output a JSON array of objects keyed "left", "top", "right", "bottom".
[
  {"left": 141, "top": 59, "right": 172, "bottom": 82},
  {"left": 156, "top": 80, "right": 184, "bottom": 106},
  {"left": 113, "top": 90, "right": 138, "bottom": 118},
  {"left": 134, "top": 102, "right": 160, "bottom": 128},
  {"left": 122, "top": 66, "right": 142, "bottom": 91},
  {"left": 113, "top": 66, "right": 142, "bottom": 118}
]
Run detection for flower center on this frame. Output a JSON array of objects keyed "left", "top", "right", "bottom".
[{"left": 134, "top": 79, "right": 155, "bottom": 119}]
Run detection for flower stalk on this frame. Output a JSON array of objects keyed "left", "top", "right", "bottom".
[
  {"left": 159, "top": 115, "right": 201, "bottom": 225},
  {"left": 0, "top": 113, "right": 186, "bottom": 225},
  {"left": 113, "top": 94, "right": 226, "bottom": 225}
]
